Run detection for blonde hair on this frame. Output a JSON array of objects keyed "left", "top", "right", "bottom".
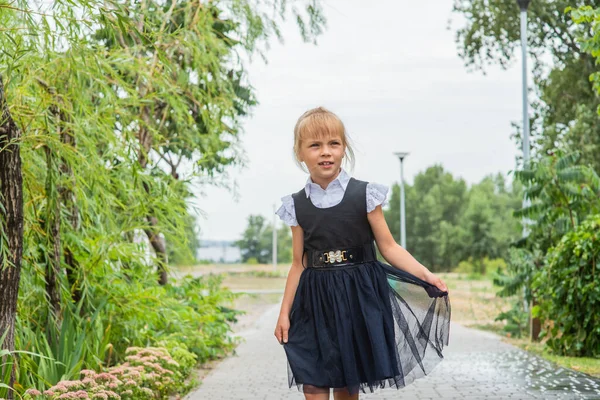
[{"left": 293, "top": 106, "right": 355, "bottom": 172}]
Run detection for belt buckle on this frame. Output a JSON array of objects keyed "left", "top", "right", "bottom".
[{"left": 322, "top": 250, "right": 348, "bottom": 264}]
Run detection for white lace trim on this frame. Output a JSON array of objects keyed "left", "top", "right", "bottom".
[
  {"left": 366, "top": 182, "right": 389, "bottom": 213},
  {"left": 275, "top": 195, "right": 298, "bottom": 226},
  {"left": 276, "top": 183, "right": 388, "bottom": 223}
]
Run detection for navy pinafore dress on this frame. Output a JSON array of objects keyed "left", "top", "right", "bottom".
[{"left": 282, "top": 177, "right": 450, "bottom": 396}]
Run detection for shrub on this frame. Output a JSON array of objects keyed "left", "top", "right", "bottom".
[
  {"left": 455, "top": 257, "right": 506, "bottom": 278},
  {"left": 21, "top": 345, "right": 192, "bottom": 399},
  {"left": 533, "top": 214, "right": 600, "bottom": 357}
]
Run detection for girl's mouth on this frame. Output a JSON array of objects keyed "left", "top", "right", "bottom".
[{"left": 318, "top": 161, "right": 334, "bottom": 169}]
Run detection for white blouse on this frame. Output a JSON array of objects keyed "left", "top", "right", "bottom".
[{"left": 275, "top": 169, "right": 389, "bottom": 227}]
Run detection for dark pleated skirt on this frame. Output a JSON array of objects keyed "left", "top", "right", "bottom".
[{"left": 282, "top": 261, "right": 451, "bottom": 396}]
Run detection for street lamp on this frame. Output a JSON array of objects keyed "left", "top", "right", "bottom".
[
  {"left": 517, "top": 0, "right": 537, "bottom": 339},
  {"left": 517, "top": 0, "right": 531, "bottom": 237},
  {"left": 394, "top": 152, "right": 409, "bottom": 248}
]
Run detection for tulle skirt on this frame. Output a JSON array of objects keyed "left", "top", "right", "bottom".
[{"left": 282, "top": 261, "right": 451, "bottom": 396}]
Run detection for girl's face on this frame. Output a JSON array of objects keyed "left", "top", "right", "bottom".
[{"left": 298, "top": 133, "right": 345, "bottom": 185}]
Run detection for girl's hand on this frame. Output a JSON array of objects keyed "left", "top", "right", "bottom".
[
  {"left": 425, "top": 271, "right": 448, "bottom": 293},
  {"left": 274, "top": 313, "right": 290, "bottom": 345}
]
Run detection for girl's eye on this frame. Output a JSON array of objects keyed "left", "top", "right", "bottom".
[{"left": 310, "top": 143, "right": 319, "bottom": 147}]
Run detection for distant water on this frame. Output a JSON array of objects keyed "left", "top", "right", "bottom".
[{"left": 197, "top": 246, "right": 241, "bottom": 263}]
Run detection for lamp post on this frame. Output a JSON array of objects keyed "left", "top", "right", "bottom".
[
  {"left": 518, "top": 0, "right": 531, "bottom": 231},
  {"left": 394, "top": 152, "right": 409, "bottom": 248},
  {"left": 517, "top": 0, "right": 537, "bottom": 340}
]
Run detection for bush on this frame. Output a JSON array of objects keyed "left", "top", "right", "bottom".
[
  {"left": 21, "top": 345, "right": 192, "bottom": 399},
  {"left": 13, "top": 273, "right": 241, "bottom": 395},
  {"left": 533, "top": 214, "right": 600, "bottom": 357},
  {"left": 494, "top": 302, "right": 529, "bottom": 338},
  {"left": 455, "top": 257, "right": 507, "bottom": 278},
  {"left": 101, "top": 274, "right": 242, "bottom": 366}
]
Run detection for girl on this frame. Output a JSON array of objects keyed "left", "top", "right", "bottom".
[{"left": 274, "top": 107, "right": 451, "bottom": 400}]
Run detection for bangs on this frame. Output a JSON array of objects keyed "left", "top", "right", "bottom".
[
  {"left": 293, "top": 106, "right": 356, "bottom": 172},
  {"left": 297, "top": 112, "right": 346, "bottom": 143}
]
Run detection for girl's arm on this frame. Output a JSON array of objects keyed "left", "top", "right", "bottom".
[
  {"left": 274, "top": 224, "right": 305, "bottom": 344},
  {"left": 279, "top": 225, "right": 305, "bottom": 317},
  {"left": 367, "top": 205, "right": 448, "bottom": 292}
]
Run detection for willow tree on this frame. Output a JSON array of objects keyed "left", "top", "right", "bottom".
[
  {"left": 93, "top": 0, "right": 326, "bottom": 284},
  {"left": 1, "top": 0, "right": 326, "bottom": 396},
  {"left": 0, "top": 75, "right": 24, "bottom": 395}
]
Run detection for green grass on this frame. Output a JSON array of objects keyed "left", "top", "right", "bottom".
[{"left": 507, "top": 339, "right": 600, "bottom": 378}]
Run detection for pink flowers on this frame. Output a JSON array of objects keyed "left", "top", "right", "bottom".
[
  {"left": 56, "top": 391, "right": 89, "bottom": 399},
  {"left": 22, "top": 345, "right": 183, "bottom": 400}
]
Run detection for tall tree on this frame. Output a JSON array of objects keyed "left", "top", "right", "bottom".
[
  {"left": 0, "top": 75, "right": 24, "bottom": 397},
  {"left": 452, "top": 0, "right": 600, "bottom": 171},
  {"left": 236, "top": 215, "right": 293, "bottom": 264},
  {"left": 236, "top": 215, "right": 270, "bottom": 263},
  {"left": 93, "top": 0, "right": 325, "bottom": 284},
  {"left": 385, "top": 165, "right": 468, "bottom": 271},
  {"left": 384, "top": 167, "right": 521, "bottom": 271},
  {"left": 0, "top": 0, "right": 327, "bottom": 395}
]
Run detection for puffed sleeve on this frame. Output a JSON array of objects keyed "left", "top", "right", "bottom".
[
  {"left": 366, "top": 182, "right": 389, "bottom": 213},
  {"left": 275, "top": 195, "right": 298, "bottom": 226}
]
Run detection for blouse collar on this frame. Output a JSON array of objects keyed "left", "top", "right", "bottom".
[{"left": 304, "top": 168, "right": 351, "bottom": 198}]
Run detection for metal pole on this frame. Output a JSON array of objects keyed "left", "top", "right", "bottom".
[
  {"left": 520, "top": 6, "right": 531, "bottom": 238},
  {"left": 394, "top": 152, "right": 409, "bottom": 248},
  {"left": 273, "top": 204, "right": 277, "bottom": 272},
  {"left": 517, "top": 0, "right": 532, "bottom": 324},
  {"left": 400, "top": 159, "right": 406, "bottom": 248}
]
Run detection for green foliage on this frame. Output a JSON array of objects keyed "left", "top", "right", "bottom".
[
  {"left": 452, "top": 0, "right": 600, "bottom": 175},
  {"left": 492, "top": 152, "right": 600, "bottom": 352},
  {"left": 455, "top": 257, "right": 507, "bottom": 278},
  {"left": 384, "top": 166, "right": 522, "bottom": 272},
  {"left": 168, "top": 213, "right": 200, "bottom": 266},
  {"left": 236, "top": 215, "right": 292, "bottom": 264},
  {"left": 571, "top": 6, "right": 600, "bottom": 99},
  {"left": 494, "top": 302, "right": 529, "bottom": 339},
  {"left": 102, "top": 274, "right": 242, "bottom": 366},
  {"left": 15, "top": 302, "right": 111, "bottom": 389},
  {"left": 21, "top": 345, "right": 196, "bottom": 399},
  {"left": 1, "top": 0, "right": 327, "bottom": 395},
  {"left": 385, "top": 165, "right": 467, "bottom": 271},
  {"left": 491, "top": 247, "right": 537, "bottom": 336},
  {"left": 155, "top": 340, "right": 198, "bottom": 378},
  {"left": 532, "top": 214, "right": 600, "bottom": 357},
  {"left": 13, "top": 274, "right": 241, "bottom": 392},
  {"left": 493, "top": 248, "right": 538, "bottom": 302},
  {"left": 515, "top": 152, "right": 600, "bottom": 250},
  {"left": 236, "top": 215, "right": 270, "bottom": 263},
  {"left": 496, "top": 152, "right": 599, "bottom": 302}
]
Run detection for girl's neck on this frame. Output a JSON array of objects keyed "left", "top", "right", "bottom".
[{"left": 310, "top": 168, "right": 342, "bottom": 190}]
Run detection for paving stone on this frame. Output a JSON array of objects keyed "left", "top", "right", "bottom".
[{"left": 185, "top": 301, "right": 600, "bottom": 400}]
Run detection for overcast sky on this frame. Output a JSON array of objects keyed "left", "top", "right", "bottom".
[{"left": 192, "top": 0, "right": 526, "bottom": 242}]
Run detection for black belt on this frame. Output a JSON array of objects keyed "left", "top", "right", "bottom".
[{"left": 305, "top": 243, "right": 376, "bottom": 268}]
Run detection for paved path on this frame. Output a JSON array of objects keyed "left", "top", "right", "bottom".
[{"left": 186, "top": 302, "right": 600, "bottom": 400}]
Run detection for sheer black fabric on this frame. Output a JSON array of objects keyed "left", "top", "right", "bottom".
[
  {"left": 282, "top": 177, "right": 451, "bottom": 396},
  {"left": 282, "top": 261, "right": 450, "bottom": 396}
]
